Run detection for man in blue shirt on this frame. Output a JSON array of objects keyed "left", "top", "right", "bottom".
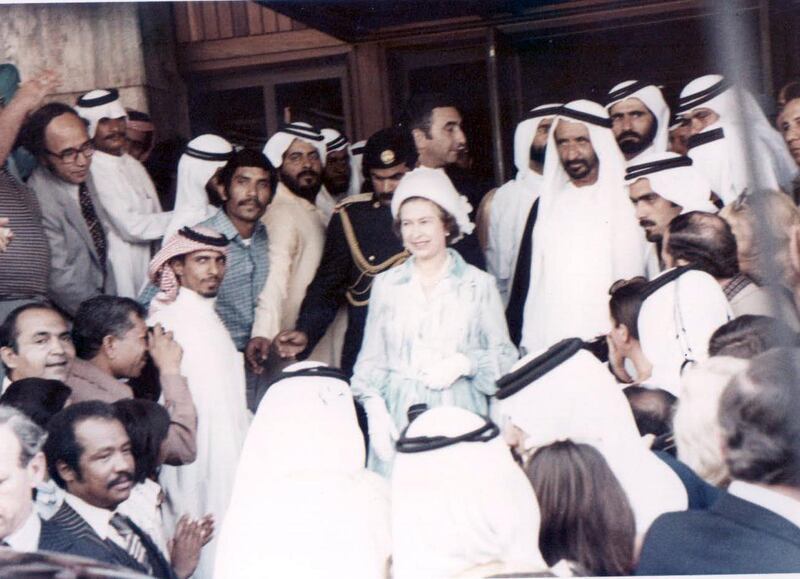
[{"left": 140, "top": 149, "right": 272, "bottom": 409}]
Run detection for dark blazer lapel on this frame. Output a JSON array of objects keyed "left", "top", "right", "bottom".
[
  {"left": 712, "top": 491, "right": 800, "bottom": 548},
  {"left": 38, "top": 503, "right": 148, "bottom": 573}
]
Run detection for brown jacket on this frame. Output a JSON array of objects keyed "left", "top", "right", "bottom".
[{"left": 66, "top": 358, "right": 197, "bottom": 465}]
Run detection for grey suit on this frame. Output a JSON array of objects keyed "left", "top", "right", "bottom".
[{"left": 27, "top": 166, "right": 115, "bottom": 316}]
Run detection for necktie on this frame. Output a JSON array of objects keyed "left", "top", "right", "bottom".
[
  {"left": 108, "top": 513, "right": 151, "bottom": 573},
  {"left": 78, "top": 183, "right": 107, "bottom": 268}
]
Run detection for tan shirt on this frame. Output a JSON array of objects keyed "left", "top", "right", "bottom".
[
  {"left": 66, "top": 357, "right": 197, "bottom": 465},
  {"left": 252, "top": 183, "right": 326, "bottom": 340}
]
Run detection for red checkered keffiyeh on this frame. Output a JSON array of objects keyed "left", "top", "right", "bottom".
[{"left": 148, "top": 226, "right": 229, "bottom": 311}]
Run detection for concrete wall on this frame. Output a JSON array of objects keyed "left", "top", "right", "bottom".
[{"left": 0, "top": 1, "right": 188, "bottom": 138}]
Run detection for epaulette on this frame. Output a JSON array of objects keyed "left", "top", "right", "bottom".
[{"left": 334, "top": 193, "right": 374, "bottom": 212}]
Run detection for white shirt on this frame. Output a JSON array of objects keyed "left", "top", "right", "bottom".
[
  {"left": 64, "top": 493, "right": 125, "bottom": 547},
  {"left": 89, "top": 151, "right": 172, "bottom": 298},
  {"left": 149, "top": 288, "right": 251, "bottom": 579},
  {"left": 4, "top": 510, "right": 41, "bottom": 552},
  {"left": 728, "top": 480, "right": 800, "bottom": 530}
]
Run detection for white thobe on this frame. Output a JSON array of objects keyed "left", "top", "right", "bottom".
[
  {"left": 486, "top": 172, "right": 541, "bottom": 305},
  {"left": 148, "top": 288, "right": 250, "bottom": 579},
  {"left": 638, "top": 269, "right": 733, "bottom": 396},
  {"left": 89, "top": 151, "right": 172, "bottom": 297},
  {"left": 521, "top": 181, "right": 648, "bottom": 353}
]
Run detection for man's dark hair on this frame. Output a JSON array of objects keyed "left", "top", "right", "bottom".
[
  {"left": 720, "top": 347, "right": 800, "bottom": 487},
  {"left": 0, "top": 303, "right": 62, "bottom": 353},
  {"left": 666, "top": 211, "right": 739, "bottom": 279},
  {"left": 623, "top": 386, "right": 677, "bottom": 439},
  {"left": 217, "top": 148, "right": 277, "bottom": 204},
  {"left": 0, "top": 378, "right": 72, "bottom": 429},
  {"left": 402, "top": 92, "right": 460, "bottom": 138},
  {"left": 71, "top": 296, "right": 146, "bottom": 360},
  {"left": 113, "top": 399, "right": 170, "bottom": 483},
  {"left": 19, "top": 102, "right": 84, "bottom": 158},
  {"left": 608, "top": 277, "right": 649, "bottom": 340},
  {"left": 44, "top": 401, "right": 119, "bottom": 488},
  {"left": 709, "top": 315, "right": 800, "bottom": 358}
]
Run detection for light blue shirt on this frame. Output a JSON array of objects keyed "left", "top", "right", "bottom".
[{"left": 351, "top": 249, "right": 517, "bottom": 473}]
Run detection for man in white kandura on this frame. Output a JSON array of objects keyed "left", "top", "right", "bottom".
[
  {"left": 164, "top": 134, "right": 233, "bottom": 239},
  {"left": 520, "top": 100, "right": 651, "bottom": 354},
  {"left": 677, "top": 74, "right": 796, "bottom": 205},
  {"left": 76, "top": 89, "right": 172, "bottom": 298},
  {"left": 146, "top": 225, "right": 250, "bottom": 579}
]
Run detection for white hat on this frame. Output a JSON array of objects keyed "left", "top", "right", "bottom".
[
  {"left": 321, "top": 127, "right": 349, "bottom": 155},
  {"left": 75, "top": 88, "right": 127, "bottom": 138},
  {"left": 606, "top": 80, "right": 671, "bottom": 157},
  {"left": 390, "top": 167, "right": 474, "bottom": 242},
  {"left": 625, "top": 151, "right": 717, "bottom": 213},
  {"left": 263, "top": 122, "right": 326, "bottom": 167},
  {"left": 512, "top": 103, "right": 562, "bottom": 176}
]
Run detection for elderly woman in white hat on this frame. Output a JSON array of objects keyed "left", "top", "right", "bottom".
[{"left": 350, "top": 166, "right": 517, "bottom": 476}]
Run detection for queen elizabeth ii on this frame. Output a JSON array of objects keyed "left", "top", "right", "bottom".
[{"left": 350, "top": 167, "right": 518, "bottom": 475}]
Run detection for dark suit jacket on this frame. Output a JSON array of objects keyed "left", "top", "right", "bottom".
[
  {"left": 636, "top": 490, "right": 800, "bottom": 575},
  {"left": 39, "top": 503, "right": 176, "bottom": 579}
]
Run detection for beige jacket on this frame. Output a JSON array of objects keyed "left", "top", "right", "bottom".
[
  {"left": 252, "top": 184, "right": 326, "bottom": 340},
  {"left": 66, "top": 357, "right": 197, "bottom": 465}
]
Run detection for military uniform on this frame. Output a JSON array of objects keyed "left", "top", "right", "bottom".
[{"left": 295, "top": 192, "right": 408, "bottom": 376}]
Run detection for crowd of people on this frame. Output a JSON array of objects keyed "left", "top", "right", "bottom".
[{"left": 0, "top": 57, "right": 799, "bottom": 577}]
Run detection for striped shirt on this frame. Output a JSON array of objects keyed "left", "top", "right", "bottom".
[{"left": 0, "top": 168, "right": 50, "bottom": 299}]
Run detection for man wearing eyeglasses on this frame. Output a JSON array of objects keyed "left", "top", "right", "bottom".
[
  {"left": 76, "top": 89, "right": 172, "bottom": 299},
  {"left": 23, "top": 103, "right": 115, "bottom": 317}
]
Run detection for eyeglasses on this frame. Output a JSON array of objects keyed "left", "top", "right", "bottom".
[{"left": 45, "top": 140, "right": 94, "bottom": 164}]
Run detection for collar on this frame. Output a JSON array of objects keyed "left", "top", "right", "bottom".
[
  {"left": 175, "top": 286, "right": 217, "bottom": 309},
  {"left": 728, "top": 480, "right": 800, "bottom": 530},
  {"left": 207, "top": 207, "right": 266, "bottom": 244},
  {"left": 64, "top": 493, "right": 114, "bottom": 540},
  {"left": 30, "top": 165, "right": 81, "bottom": 197},
  {"left": 394, "top": 248, "right": 468, "bottom": 284},
  {"left": 4, "top": 510, "right": 41, "bottom": 552},
  {"left": 91, "top": 150, "right": 124, "bottom": 166},
  {"left": 723, "top": 272, "right": 754, "bottom": 301}
]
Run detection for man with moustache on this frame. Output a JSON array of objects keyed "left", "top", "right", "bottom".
[
  {"left": 265, "top": 127, "right": 413, "bottom": 377},
  {"left": 41, "top": 401, "right": 177, "bottom": 577},
  {"left": 519, "top": 100, "right": 650, "bottom": 353},
  {"left": 139, "top": 150, "right": 271, "bottom": 373},
  {"left": 625, "top": 152, "right": 717, "bottom": 268},
  {"left": 146, "top": 226, "right": 250, "bottom": 579},
  {"left": 252, "top": 123, "right": 339, "bottom": 365},
  {"left": 404, "top": 93, "right": 485, "bottom": 269},
  {"left": 76, "top": 89, "right": 172, "bottom": 298},
  {"left": 66, "top": 295, "right": 197, "bottom": 465},
  {"left": 606, "top": 81, "right": 670, "bottom": 162},
  {"left": 23, "top": 103, "right": 114, "bottom": 316}
]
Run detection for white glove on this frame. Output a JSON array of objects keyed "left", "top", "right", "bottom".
[
  {"left": 421, "top": 353, "right": 473, "bottom": 391},
  {"left": 364, "top": 397, "right": 399, "bottom": 462}
]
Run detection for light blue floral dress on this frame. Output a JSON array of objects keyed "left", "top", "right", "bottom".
[{"left": 351, "top": 249, "right": 518, "bottom": 474}]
